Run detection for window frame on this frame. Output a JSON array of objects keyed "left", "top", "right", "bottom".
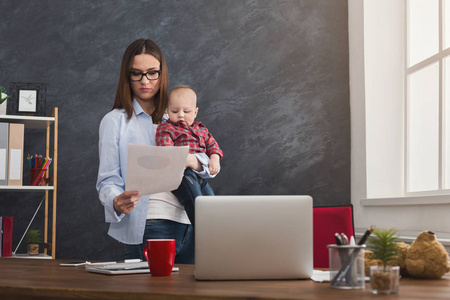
[{"left": 405, "top": 0, "right": 450, "bottom": 196}]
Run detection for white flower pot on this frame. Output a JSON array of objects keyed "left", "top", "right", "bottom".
[
  {"left": 0, "top": 100, "right": 6, "bottom": 115},
  {"left": 0, "top": 92, "right": 8, "bottom": 115}
]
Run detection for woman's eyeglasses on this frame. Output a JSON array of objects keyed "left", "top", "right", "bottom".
[{"left": 130, "top": 71, "right": 161, "bottom": 81}]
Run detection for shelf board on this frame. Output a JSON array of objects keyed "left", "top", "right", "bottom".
[
  {"left": 12, "top": 253, "right": 52, "bottom": 259},
  {"left": 0, "top": 114, "right": 55, "bottom": 129},
  {"left": 0, "top": 185, "right": 54, "bottom": 192}
]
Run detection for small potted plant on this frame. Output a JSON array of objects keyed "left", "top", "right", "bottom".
[
  {"left": 26, "top": 229, "right": 42, "bottom": 256},
  {"left": 0, "top": 86, "right": 10, "bottom": 115},
  {"left": 368, "top": 228, "right": 401, "bottom": 294}
]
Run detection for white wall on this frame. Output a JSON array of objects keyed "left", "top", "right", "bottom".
[{"left": 349, "top": 0, "right": 450, "bottom": 250}]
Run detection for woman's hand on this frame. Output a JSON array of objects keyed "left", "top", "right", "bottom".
[
  {"left": 186, "top": 153, "right": 202, "bottom": 171},
  {"left": 113, "top": 191, "right": 140, "bottom": 215}
]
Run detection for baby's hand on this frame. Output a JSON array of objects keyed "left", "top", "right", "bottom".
[{"left": 209, "top": 154, "right": 220, "bottom": 175}]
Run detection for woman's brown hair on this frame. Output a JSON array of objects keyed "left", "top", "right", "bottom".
[{"left": 112, "top": 39, "right": 169, "bottom": 123}]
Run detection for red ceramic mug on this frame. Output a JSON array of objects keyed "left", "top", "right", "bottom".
[{"left": 143, "top": 239, "right": 176, "bottom": 276}]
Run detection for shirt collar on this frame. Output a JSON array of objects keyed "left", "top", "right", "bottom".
[{"left": 132, "top": 98, "right": 146, "bottom": 116}]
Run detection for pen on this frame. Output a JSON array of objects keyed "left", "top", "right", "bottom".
[
  {"left": 332, "top": 226, "right": 375, "bottom": 285},
  {"left": 357, "top": 225, "right": 375, "bottom": 245},
  {"left": 335, "top": 233, "right": 343, "bottom": 245},
  {"left": 341, "top": 233, "right": 349, "bottom": 245},
  {"left": 335, "top": 233, "right": 352, "bottom": 285}
]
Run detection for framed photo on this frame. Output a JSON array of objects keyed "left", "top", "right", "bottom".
[
  {"left": 18, "top": 90, "right": 37, "bottom": 112},
  {"left": 8, "top": 82, "right": 46, "bottom": 116}
]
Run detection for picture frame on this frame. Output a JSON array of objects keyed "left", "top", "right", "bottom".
[{"left": 8, "top": 82, "right": 46, "bottom": 116}]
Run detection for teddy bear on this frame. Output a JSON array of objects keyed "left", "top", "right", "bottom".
[
  {"left": 405, "top": 230, "right": 450, "bottom": 279},
  {"left": 364, "top": 231, "right": 450, "bottom": 279},
  {"left": 364, "top": 242, "right": 410, "bottom": 276}
]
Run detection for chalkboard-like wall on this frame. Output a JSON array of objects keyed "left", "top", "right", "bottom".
[{"left": 0, "top": 0, "right": 349, "bottom": 260}]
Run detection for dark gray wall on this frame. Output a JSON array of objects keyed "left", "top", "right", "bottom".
[{"left": 0, "top": 0, "right": 350, "bottom": 260}]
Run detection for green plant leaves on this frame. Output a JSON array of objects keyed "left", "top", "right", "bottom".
[
  {"left": 0, "top": 86, "right": 10, "bottom": 104},
  {"left": 26, "top": 230, "right": 42, "bottom": 244},
  {"left": 368, "top": 228, "right": 400, "bottom": 269}
]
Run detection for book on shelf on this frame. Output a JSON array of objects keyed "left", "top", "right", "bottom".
[
  {"left": 0, "top": 122, "right": 8, "bottom": 186},
  {"left": 8, "top": 123, "right": 24, "bottom": 186},
  {"left": 0, "top": 216, "right": 2, "bottom": 256},
  {"left": 2, "top": 216, "right": 13, "bottom": 257}
]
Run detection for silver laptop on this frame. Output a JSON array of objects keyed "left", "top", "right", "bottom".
[{"left": 194, "top": 195, "right": 313, "bottom": 280}]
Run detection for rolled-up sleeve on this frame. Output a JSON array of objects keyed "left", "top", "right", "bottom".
[
  {"left": 96, "top": 112, "right": 125, "bottom": 223},
  {"left": 193, "top": 152, "right": 219, "bottom": 179}
]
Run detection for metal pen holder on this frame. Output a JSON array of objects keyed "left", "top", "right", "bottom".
[{"left": 328, "top": 244, "right": 366, "bottom": 289}]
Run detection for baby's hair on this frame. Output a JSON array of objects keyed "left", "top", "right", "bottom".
[
  {"left": 168, "top": 85, "right": 198, "bottom": 106},
  {"left": 170, "top": 85, "right": 195, "bottom": 94}
]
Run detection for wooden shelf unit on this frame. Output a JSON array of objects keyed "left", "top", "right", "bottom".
[{"left": 0, "top": 108, "right": 58, "bottom": 259}]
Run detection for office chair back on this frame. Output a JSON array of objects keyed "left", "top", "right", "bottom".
[{"left": 313, "top": 204, "right": 354, "bottom": 268}]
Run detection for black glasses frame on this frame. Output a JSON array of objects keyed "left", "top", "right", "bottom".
[{"left": 130, "top": 71, "right": 161, "bottom": 81}]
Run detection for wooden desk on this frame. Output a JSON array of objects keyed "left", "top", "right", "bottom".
[{"left": 1, "top": 258, "right": 450, "bottom": 299}]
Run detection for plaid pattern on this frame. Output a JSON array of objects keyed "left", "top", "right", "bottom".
[{"left": 156, "top": 120, "right": 223, "bottom": 159}]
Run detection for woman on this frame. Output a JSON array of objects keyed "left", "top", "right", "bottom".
[{"left": 96, "top": 39, "right": 201, "bottom": 263}]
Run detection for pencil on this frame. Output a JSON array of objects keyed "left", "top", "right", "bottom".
[{"left": 32, "top": 158, "right": 52, "bottom": 186}]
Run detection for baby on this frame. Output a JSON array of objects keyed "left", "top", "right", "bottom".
[{"left": 156, "top": 85, "right": 223, "bottom": 226}]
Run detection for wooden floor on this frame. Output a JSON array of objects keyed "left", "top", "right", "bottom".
[{"left": 1, "top": 258, "right": 450, "bottom": 299}]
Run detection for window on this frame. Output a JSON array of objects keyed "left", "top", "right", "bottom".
[
  {"left": 351, "top": 0, "right": 450, "bottom": 247},
  {"left": 406, "top": 0, "right": 450, "bottom": 194}
]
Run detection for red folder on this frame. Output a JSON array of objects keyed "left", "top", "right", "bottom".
[{"left": 2, "top": 216, "right": 13, "bottom": 257}]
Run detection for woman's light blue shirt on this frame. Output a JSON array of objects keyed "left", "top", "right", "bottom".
[{"left": 96, "top": 100, "right": 157, "bottom": 244}]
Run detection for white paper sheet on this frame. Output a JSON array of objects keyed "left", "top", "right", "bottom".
[
  {"left": 126, "top": 144, "right": 189, "bottom": 196},
  {"left": 310, "top": 270, "right": 330, "bottom": 282},
  {"left": 9, "top": 149, "right": 22, "bottom": 180},
  {"left": 310, "top": 270, "right": 369, "bottom": 283}
]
